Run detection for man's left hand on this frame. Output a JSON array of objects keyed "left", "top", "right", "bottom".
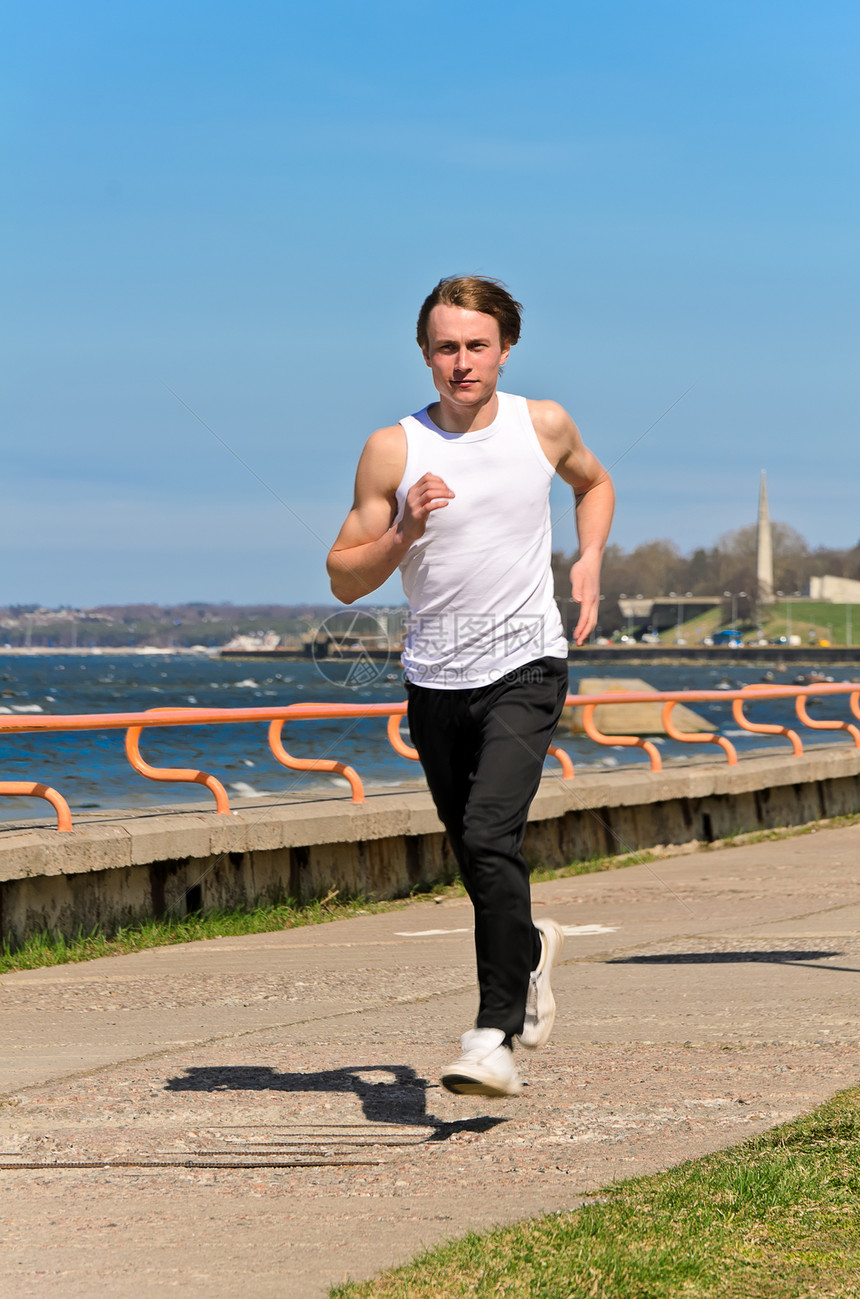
[{"left": 569, "top": 555, "right": 602, "bottom": 646}]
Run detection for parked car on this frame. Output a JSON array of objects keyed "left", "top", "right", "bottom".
[{"left": 712, "top": 629, "right": 744, "bottom": 647}]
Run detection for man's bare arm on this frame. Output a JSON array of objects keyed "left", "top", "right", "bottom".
[
  {"left": 327, "top": 426, "right": 454, "bottom": 604},
  {"left": 529, "top": 400, "right": 615, "bottom": 646}
]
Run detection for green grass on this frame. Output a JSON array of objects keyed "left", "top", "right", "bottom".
[
  {"left": 654, "top": 600, "right": 860, "bottom": 648},
  {"left": 660, "top": 606, "right": 724, "bottom": 645},
  {"left": 331, "top": 1086, "right": 860, "bottom": 1299},
  {"left": 0, "top": 889, "right": 427, "bottom": 974},
  {"left": 529, "top": 848, "right": 659, "bottom": 883},
  {"left": 0, "top": 845, "right": 660, "bottom": 974},
  {"left": 708, "top": 810, "right": 860, "bottom": 849},
  {"left": 0, "top": 857, "right": 633, "bottom": 974},
  {"left": 4, "top": 815, "right": 857, "bottom": 975},
  {"left": 760, "top": 601, "right": 858, "bottom": 649}
]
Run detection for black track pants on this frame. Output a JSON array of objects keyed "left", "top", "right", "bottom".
[{"left": 406, "top": 656, "right": 569, "bottom": 1039}]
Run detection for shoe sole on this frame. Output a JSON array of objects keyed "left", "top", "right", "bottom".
[
  {"left": 440, "top": 1072, "right": 522, "bottom": 1098},
  {"left": 517, "top": 920, "right": 564, "bottom": 1050}
]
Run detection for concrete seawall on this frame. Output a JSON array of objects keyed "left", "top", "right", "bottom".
[{"left": 2, "top": 746, "right": 859, "bottom": 949}]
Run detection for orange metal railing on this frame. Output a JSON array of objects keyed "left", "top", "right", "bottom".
[
  {"left": 0, "top": 701, "right": 412, "bottom": 830},
  {"left": 269, "top": 717, "right": 364, "bottom": 803},
  {"left": 0, "top": 781, "right": 72, "bottom": 831},
  {"left": 795, "top": 693, "right": 860, "bottom": 747},
  {"left": 0, "top": 683, "right": 858, "bottom": 830},
  {"left": 125, "top": 708, "right": 231, "bottom": 813},
  {"left": 581, "top": 700, "right": 664, "bottom": 771},
  {"left": 661, "top": 700, "right": 738, "bottom": 765}
]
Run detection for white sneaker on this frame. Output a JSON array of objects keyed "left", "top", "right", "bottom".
[
  {"left": 440, "top": 1028, "right": 522, "bottom": 1098},
  {"left": 517, "top": 918, "right": 565, "bottom": 1049}
]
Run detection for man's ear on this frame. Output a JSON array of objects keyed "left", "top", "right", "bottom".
[
  {"left": 500, "top": 340, "right": 512, "bottom": 367},
  {"left": 421, "top": 347, "right": 431, "bottom": 368}
]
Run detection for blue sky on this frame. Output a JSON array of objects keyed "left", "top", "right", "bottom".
[{"left": 3, "top": 0, "right": 858, "bottom": 606}]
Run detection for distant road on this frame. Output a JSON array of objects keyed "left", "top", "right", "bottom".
[{"left": 219, "top": 645, "right": 860, "bottom": 667}]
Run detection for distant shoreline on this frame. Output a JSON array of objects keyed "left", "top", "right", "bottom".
[
  {"left": 3, "top": 645, "right": 859, "bottom": 667},
  {"left": 219, "top": 646, "right": 860, "bottom": 668},
  {"left": 0, "top": 646, "right": 218, "bottom": 657}
]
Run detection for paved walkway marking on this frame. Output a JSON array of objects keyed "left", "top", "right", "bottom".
[
  {"left": 562, "top": 924, "right": 619, "bottom": 935},
  {"left": 394, "top": 924, "right": 619, "bottom": 937},
  {"left": 395, "top": 927, "right": 471, "bottom": 936}
]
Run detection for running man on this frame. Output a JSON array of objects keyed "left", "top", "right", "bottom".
[{"left": 328, "top": 276, "right": 614, "bottom": 1097}]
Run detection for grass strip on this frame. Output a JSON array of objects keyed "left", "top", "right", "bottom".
[
  {"left": 0, "top": 843, "right": 658, "bottom": 974},
  {"left": 3, "top": 813, "right": 857, "bottom": 975},
  {"left": 0, "top": 891, "right": 416, "bottom": 974},
  {"left": 331, "top": 1085, "right": 860, "bottom": 1299}
]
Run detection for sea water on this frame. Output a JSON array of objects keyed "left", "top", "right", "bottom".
[{"left": 0, "top": 653, "right": 854, "bottom": 823}]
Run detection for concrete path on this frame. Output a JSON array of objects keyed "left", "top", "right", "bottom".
[{"left": 1, "top": 823, "right": 859, "bottom": 1296}]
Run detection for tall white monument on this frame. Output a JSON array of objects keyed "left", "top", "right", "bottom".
[{"left": 756, "top": 471, "right": 774, "bottom": 606}]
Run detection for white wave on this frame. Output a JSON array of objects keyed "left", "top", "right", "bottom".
[
  {"left": 228, "top": 781, "right": 265, "bottom": 798},
  {"left": 234, "top": 678, "right": 259, "bottom": 689},
  {"left": 10, "top": 704, "right": 43, "bottom": 713}
]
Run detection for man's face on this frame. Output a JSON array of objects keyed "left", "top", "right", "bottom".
[{"left": 422, "top": 304, "right": 511, "bottom": 409}]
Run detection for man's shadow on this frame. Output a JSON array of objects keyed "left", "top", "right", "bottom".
[
  {"left": 164, "top": 1063, "right": 508, "bottom": 1141},
  {"left": 608, "top": 948, "right": 860, "bottom": 973}
]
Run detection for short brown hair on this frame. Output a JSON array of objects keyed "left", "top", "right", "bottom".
[{"left": 416, "top": 275, "right": 523, "bottom": 350}]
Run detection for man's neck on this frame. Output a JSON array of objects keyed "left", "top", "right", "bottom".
[{"left": 427, "top": 390, "right": 500, "bottom": 435}]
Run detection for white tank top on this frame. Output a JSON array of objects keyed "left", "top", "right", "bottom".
[{"left": 395, "top": 391, "right": 568, "bottom": 689}]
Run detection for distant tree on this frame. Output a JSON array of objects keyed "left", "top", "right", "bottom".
[
  {"left": 770, "top": 524, "right": 808, "bottom": 594},
  {"left": 805, "top": 542, "right": 860, "bottom": 582},
  {"left": 624, "top": 540, "right": 685, "bottom": 596},
  {"left": 551, "top": 522, "right": 860, "bottom": 634}
]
